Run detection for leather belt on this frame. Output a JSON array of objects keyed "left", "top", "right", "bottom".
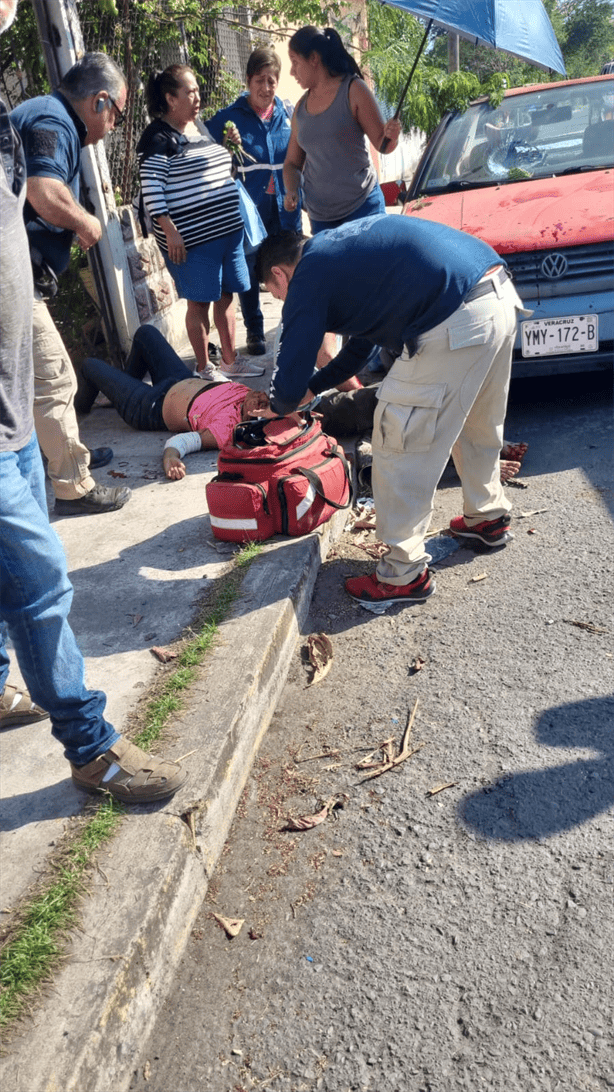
[{"left": 464, "top": 265, "right": 510, "bottom": 304}]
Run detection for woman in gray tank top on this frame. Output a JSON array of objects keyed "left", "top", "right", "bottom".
[{"left": 283, "top": 26, "right": 401, "bottom": 233}]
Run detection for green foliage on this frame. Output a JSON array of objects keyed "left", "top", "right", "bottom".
[
  {"left": 367, "top": 24, "right": 507, "bottom": 138},
  {"left": 0, "top": 0, "right": 48, "bottom": 106},
  {"left": 46, "top": 246, "right": 98, "bottom": 362},
  {"left": 250, "top": 0, "right": 341, "bottom": 28},
  {"left": 365, "top": 0, "right": 613, "bottom": 140},
  {"left": 405, "top": 70, "right": 507, "bottom": 137},
  {"left": 558, "top": 0, "right": 614, "bottom": 77}
]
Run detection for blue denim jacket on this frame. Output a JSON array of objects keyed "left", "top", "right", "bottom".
[{"left": 206, "top": 94, "right": 302, "bottom": 232}]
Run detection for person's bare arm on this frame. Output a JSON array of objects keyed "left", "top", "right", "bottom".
[
  {"left": 162, "top": 428, "right": 217, "bottom": 480},
  {"left": 349, "top": 80, "right": 401, "bottom": 154},
  {"left": 283, "top": 116, "right": 306, "bottom": 212},
  {"left": 156, "top": 214, "right": 187, "bottom": 264},
  {"left": 26, "top": 176, "right": 102, "bottom": 250}
]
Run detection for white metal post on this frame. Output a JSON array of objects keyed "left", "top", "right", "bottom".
[{"left": 31, "top": 0, "right": 139, "bottom": 356}]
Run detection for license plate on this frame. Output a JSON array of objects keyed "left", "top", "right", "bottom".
[{"left": 521, "top": 315, "right": 598, "bottom": 357}]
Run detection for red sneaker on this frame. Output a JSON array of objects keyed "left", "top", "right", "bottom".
[
  {"left": 449, "top": 513, "right": 513, "bottom": 547},
  {"left": 345, "top": 568, "right": 435, "bottom": 605}
]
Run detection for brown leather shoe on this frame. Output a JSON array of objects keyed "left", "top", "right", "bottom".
[
  {"left": 0, "top": 683, "right": 48, "bottom": 728},
  {"left": 71, "top": 737, "right": 186, "bottom": 804}
]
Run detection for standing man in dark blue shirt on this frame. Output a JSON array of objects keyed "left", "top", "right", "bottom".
[
  {"left": 255, "top": 217, "right": 530, "bottom": 607},
  {"left": 11, "top": 52, "right": 132, "bottom": 515}
]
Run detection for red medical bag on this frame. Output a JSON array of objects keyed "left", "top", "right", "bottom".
[{"left": 206, "top": 416, "right": 352, "bottom": 542}]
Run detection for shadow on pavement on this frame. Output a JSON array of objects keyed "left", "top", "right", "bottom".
[
  {"left": 0, "top": 776, "right": 82, "bottom": 832},
  {"left": 505, "top": 370, "right": 613, "bottom": 518},
  {"left": 459, "top": 693, "right": 614, "bottom": 841}
]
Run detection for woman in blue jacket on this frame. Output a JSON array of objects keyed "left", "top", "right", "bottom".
[{"left": 206, "top": 47, "right": 301, "bottom": 355}]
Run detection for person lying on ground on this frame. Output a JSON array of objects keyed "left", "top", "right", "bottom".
[
  {"left": 79, "top": 327, "right": 527, "bottom": 486},
  {"left": 77, "top": 325, "right": 379, "bottom": 480}
]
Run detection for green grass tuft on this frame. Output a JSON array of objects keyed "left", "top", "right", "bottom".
[
  {"left": 134, "top": 542, "right": 261, "bottom": 751},
  {"left": 0, "top": 798, "right": 124, "bottom": 1027},
  {"left": 0, "top": 542, "right": 261, "bottom": 1029}
]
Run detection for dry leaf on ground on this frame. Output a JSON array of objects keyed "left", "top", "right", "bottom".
[
  {"left": 306, "top": 632, "right": 333, "bottom": 686},
  {"left": 409, "top": 656, "right": 426, "bottom": 674},
  {"left": 281, "top": 794, "right": 347, "bottom": 832},
  {"left": 353, "top": 513, "right": 377, "bottom": 530},
  {"left": 213, "top": 914, "right": 244, "bottom": 938},
  {"left": 355, "top": 540, "right": 388, "bottom": 559},
  {"left": 150, "top": 646, "right": 179, "bottom": 663}
]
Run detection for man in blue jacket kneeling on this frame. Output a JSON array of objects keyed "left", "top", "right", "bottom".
[{"left": 255, "top": 216, "right": 530, "bottom": 608}]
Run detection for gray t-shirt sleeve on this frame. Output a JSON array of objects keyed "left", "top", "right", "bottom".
[{"left": 0, "top": 105, "right": 35, "bottom": 452}]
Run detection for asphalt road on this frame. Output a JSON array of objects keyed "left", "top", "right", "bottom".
[{"left": 128, "top": 371, "right": 613, "bottom": 1092}]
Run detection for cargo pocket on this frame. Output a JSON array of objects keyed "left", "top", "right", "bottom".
[
  {"left": 448, "top": 315, "right": 494, "bottom": 351},
  {"left": 375, "top": 378, "right": 446, "bottom": 453}
]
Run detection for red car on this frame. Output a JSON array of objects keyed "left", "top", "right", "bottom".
[{"left": 404, "top": 76, "right": 613, "bottom": 377}]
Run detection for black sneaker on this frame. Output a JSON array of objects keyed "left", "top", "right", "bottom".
[
  {"left": 88, "top": 447, "right": 113, "bottom": 469},
  {"left": 55, "top": 483, "right": 131, "bottom": 516},
  {"left": 449, "top": 513, "right": 513, "bottom": 546},
  {"left": 246, "top": 333, "right": 267, "bottom": 356}
]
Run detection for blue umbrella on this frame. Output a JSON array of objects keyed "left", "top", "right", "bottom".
[{"left": 378, "top": 0, "right": 566, "bottom": 148}]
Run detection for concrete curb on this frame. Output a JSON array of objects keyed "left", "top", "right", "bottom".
[{"left": 0, "top": 508, "right": 349, "bottom": 1092}]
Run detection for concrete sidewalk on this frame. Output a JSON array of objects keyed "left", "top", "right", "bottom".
[{"left": 0, "top": 295, "right": 352, "bottom": 1092}]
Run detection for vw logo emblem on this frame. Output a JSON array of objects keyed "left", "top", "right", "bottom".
[{"left": 541, "top": 252, "right": 568, "bottom": 279}]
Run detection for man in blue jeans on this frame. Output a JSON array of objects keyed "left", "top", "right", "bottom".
[{"left": 0, "top": 4, "right": 185, "bottom": 802}]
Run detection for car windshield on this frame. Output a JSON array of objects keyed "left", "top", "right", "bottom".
[{"left": 416, "top": 80, "right": 614, "bottom": 195}]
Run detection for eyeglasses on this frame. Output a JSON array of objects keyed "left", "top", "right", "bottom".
[{"left": 107, "top": 95, "right": 126, "bottom": 128}]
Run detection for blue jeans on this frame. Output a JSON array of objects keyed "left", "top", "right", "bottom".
[
  {"left": 0, "top": 433, "right": 119, "bottom": 765},
  {"left": 309, "top": 185, "right": 386, "bottom": 235},
  {"left": 239, "top": 195, "right": 282, "bottom": 339},
  {"left": 81, "top": 326, "right": 192, "bottom": 431}
]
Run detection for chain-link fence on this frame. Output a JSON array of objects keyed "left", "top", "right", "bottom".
[{"left": 1, "top": 2, "right": 274, "bottom": 204}]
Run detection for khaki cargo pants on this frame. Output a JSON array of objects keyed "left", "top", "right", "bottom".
[
  {"left": 372, "top": 274, "right": 529, "bottom": 585},
  {"left": 32, "top": 296, "right": 95, "bottom": 501}
]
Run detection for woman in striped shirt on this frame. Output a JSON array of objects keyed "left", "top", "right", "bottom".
[{"left": 138, "top": 65, "right": 264, "bottom": 381}]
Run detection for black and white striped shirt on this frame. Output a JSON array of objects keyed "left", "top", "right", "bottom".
[{"left": 139, "top": 128, "right": 243, "bottom": 253}]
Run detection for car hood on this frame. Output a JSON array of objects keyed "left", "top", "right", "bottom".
[{"left": 405, "top": 171, "right": 613, "bottom": 253}]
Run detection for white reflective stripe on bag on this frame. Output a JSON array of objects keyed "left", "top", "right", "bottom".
[
  {"left": 210, "top": 515, "right": 259, "bottom": 531},
  {"left": 296, "top": 482, "right": 316, "bottom": 521}
]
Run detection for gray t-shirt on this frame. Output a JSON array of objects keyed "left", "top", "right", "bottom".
[
  {"left": 0, "top": 99, "right": 34, "bottom": 452},
  {"left": 294, "top": 74, "right": 377, "bottom": 222}
]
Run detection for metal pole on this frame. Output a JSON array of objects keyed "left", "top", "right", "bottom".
[
  {"left": 380, "top": 19, "right": 432, "bottom": 153},
  {"left": 448, "top": 32, "right": 460, "bottom": 73}
]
